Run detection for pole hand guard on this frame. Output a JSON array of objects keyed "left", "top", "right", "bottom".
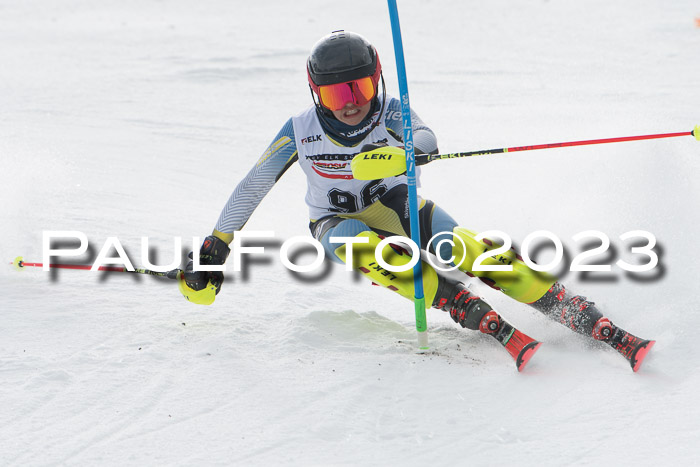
[{"left": 351, "top": 145, "right": 408, "bottom": 180}]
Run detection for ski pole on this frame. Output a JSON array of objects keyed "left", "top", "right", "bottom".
[
  {"left": 352, "top": 125, "right": 699, "bottom": 180},
  {"left": 416, "top": 126, "right": 699, "bottom": 166},
  {"left": 9, "top": 256, "right": 181, "bottom": 279}
]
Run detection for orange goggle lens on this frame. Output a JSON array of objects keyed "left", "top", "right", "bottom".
[{"left": 318, "top": 76, "right": 376, "bottom": 111}]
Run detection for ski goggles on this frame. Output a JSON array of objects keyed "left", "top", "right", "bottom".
[{"left": 317, "top": 76, "right": 377, "bottom": 111}]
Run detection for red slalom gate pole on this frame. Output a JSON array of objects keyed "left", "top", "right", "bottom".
[{"left": 417, "top": 126, "right": 699, "bottom": 166}]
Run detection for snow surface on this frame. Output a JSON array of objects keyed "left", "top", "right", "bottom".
[{"left": 2, "top": 0, "right": 699, "bottom": 465}]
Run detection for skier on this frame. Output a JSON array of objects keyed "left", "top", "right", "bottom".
[{"left": 179, "top": 30, "right": 654, "bottom": 371}]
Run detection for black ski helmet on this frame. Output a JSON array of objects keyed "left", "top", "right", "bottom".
[{"left": 307, "top": 30, "right": 382, "bottom": 107}]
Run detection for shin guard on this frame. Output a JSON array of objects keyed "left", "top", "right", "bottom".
[{"left": 334, "top": 231, "right": 439, "bottom": 306}]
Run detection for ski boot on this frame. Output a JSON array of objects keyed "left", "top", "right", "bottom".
[
  {"left": 592, "top": 318, "right": 655, "bottom": 372},
  {"left": 532, "top": 282, "right": 655, "bottom": 371},
  {"left": 433, "top": 276, "right": 541, "bottom": 372}
]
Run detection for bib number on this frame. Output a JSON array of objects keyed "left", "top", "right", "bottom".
[{"left": 328, "top": 179, "right": 387, "bottom": 213}]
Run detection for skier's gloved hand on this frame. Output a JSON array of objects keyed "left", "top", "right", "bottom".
[
  {"left": 360, "top": 141, "right": 389, "bottom": 153},
  {"left": 184, "top": 235, "right": 230, "bottom": 291},
  {"left": 179, "top": 235, "right": 230, "bottom": 305},
  {"left": 358, "top": 142, "right": 411, "bottom": 178},
  {"left": 361, "top": 141, "right": 429, "bottom": 155}
]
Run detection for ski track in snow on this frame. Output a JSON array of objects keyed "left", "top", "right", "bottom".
[{"left": 2, "top": 0, "right": 700, "bottom": 465}]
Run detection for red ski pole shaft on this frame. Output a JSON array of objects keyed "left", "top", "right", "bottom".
[
  {"left": 417, "top": 126, "right": 698, "bottom": 165},
  {"left": 10, "top": 257, "right": 181, "bottom": 278},
  {"left": 15, "top": 261, "right": 126, "bottom": 272},
  {"left": 507, "top": 130, "right": 693, "bottom": 153}
]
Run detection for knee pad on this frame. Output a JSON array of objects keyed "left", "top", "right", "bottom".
[
  {"left": 450, "top": 227, "right": 556, "bottom": 304},
  {"left": 318, "top": 218, "right": 372, "bottom": 264}
]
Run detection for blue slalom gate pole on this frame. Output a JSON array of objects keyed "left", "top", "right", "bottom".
[{"left": 387, "top": 0, "right": 428, "bottom": 349}]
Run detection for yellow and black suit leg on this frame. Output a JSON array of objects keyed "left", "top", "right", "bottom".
[
  {"left": 449, "top": 228, "right": 609, "bottom": 338},
  {"left": 449, "top": 227, "right": 557, "bottom": 305},
  {"left": 310, "top": 186, "right": 498, "bottom": 332}
]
